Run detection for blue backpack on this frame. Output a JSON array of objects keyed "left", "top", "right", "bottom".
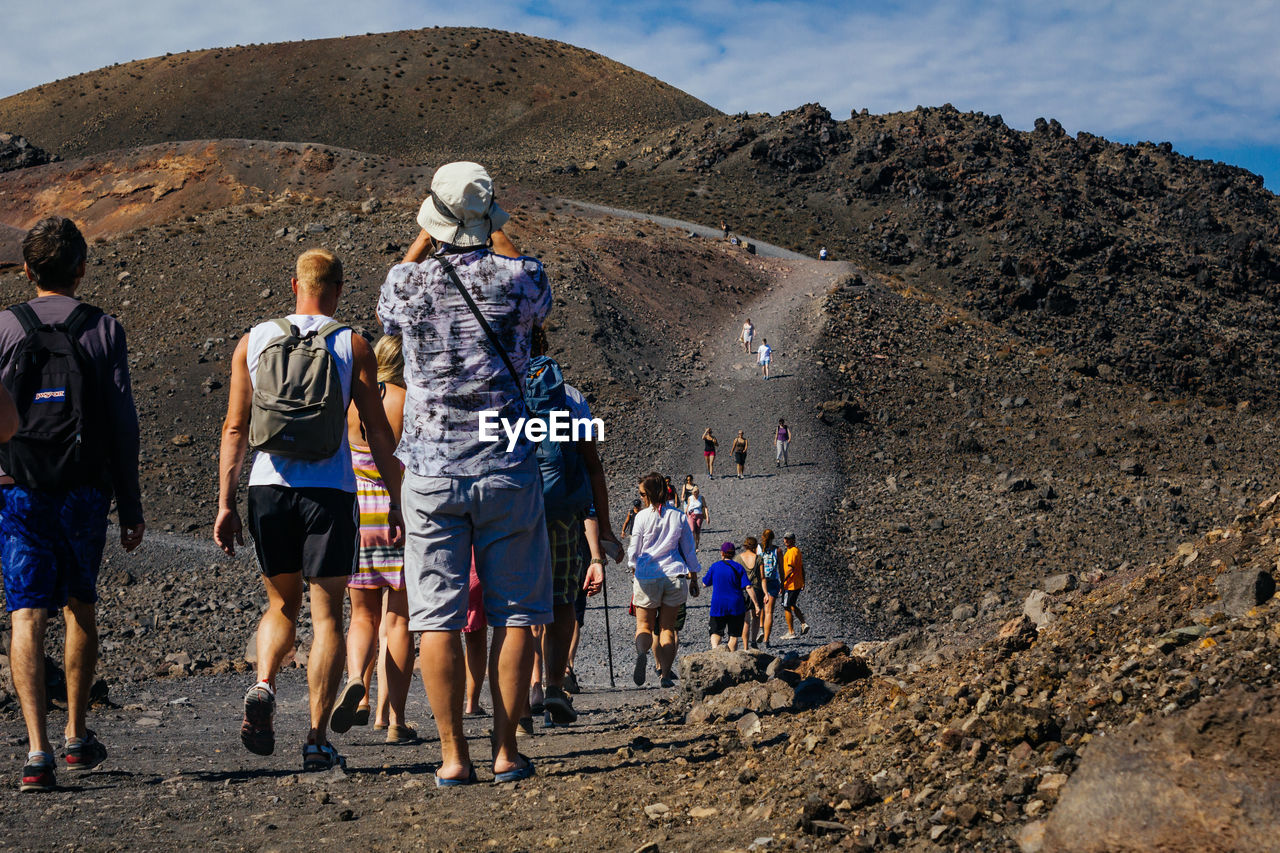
[{"left": 525, "top": 355, "right": 592, "bottom": 523}]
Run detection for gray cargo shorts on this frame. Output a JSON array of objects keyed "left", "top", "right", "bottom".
[{"left": 402, "top": 455, "right": 553, "bottom": 632}]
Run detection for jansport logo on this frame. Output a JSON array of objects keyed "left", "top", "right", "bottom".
[{"left": 34, "top": 388, "right": 66, "bottom": 403}]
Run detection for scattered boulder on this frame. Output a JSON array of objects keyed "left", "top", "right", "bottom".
[
  {"left": 1042, "top": 573, "right": 1077, "bottom": 594},
  {"left": 687, "top": 678, "right": 795, "bottom": 724},
  {"left": 0, "top": 131, "right": 52, "bottom": 172},
  {"left": 1022, "top": 590, "right": 1054, "bottom": 628},
  {"left": 793, "top": 677, "right": 840, "bottom": 710},
  {"left": 1040, "top": 686, "right": 1280, "bottom": 852},
  {"left": 996, "top": 615, "right": 1038, "bottom": 655},
  {"left": 794, "top": 642, "right": 871, "bottom": 684},
  {"left": 996, "top": 471, "right": 1035, "bottom": 493},
  {"left": 951, "top": 603, "right": 977, "bottom": 622},
  {"left": 1212, "top": 569, "right": 1275, "bottom": 617},
  {"left": 678, "top": 648, "right": 771, "bottom": 701},
  {"left": 985, "top": 704, "right": 1061, "bottom": 747}
]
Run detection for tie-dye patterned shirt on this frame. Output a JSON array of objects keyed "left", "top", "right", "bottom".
[{"left": 378, "top": 249, "right": 552, "bottom": 477}]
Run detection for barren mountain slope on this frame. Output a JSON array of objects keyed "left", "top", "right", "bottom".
[
  {"left": 0, "top": 27, "right": 715, "bottom": 163},
  {"left": 539, "top": 104, "right": 1280, "bottom": 402}
]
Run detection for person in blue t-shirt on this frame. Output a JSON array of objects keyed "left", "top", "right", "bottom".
[{"left": 701, "top": 542, "right": 761, "bottom": 650}]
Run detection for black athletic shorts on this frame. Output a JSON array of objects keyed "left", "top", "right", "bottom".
[
  {"left": 708, "top": 612, "right": 745, "bottom": 637},
  {"left": 734, "top": 452, "right": 747, "bottom": 465},
  {"left": 781, "top": 589, "right": 803, "bottom": 610},
  {"left": 247, "top": 485, "right": 358, "bottom": 579}
]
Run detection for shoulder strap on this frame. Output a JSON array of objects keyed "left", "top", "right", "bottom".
[
  {"left": 438, "top": 256, "right": 526, "bottom": 408},
  {"left": 7, "top": 303, "right": 42, "bottom": 335},
  {"left": 271, "top": 318, "right": 295, "bottom": 338},
  {"left": 314, "top": 320, "right": 348, "bottom": 341},
  {"left": 63, "top": 302, "right": 102, "bottom": 338}
]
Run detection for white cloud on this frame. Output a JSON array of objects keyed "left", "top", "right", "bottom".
[{"left": 4, "top": 0, "right": 1279, "bottom": 159}]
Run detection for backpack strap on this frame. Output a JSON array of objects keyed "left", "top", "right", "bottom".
[
  {"left": 270, "top": 318, "right": 297, "bottom": 338},
  {"left": 6, "top": 303, "right": 42, "bottom": 335},
  {"left": 313, "top": 320, "right": 349, "bottom": 341},
  {"left": 62, "top": 303, "right": 102, "bottom": 338},
  {"left": 437, "top": 255, "right": 527, "bottom": 410}
]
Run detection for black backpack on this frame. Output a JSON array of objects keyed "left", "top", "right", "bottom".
[{"left": 0, "top": 302, "right": 107, "bottom": 491}]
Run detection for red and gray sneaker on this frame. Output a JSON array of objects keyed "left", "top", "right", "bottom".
[
  {"left": 20, "top": 759, "right": 56, "bottom": 793},
  {"left": 64, "top": 731, "right": 108, "bottom": 772},
  {"left": 241, "top": 683, "right": 276, "bottom": 756}
]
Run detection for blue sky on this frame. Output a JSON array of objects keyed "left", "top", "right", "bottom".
[{"left": 4, "top": 0, "right": 1278, "bottom": 188}]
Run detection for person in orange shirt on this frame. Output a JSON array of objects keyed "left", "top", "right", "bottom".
[{"left": 780, "top": 533, "right": 810, "bottom": 639}]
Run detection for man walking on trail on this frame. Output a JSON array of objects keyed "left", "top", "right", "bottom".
[
  {"left": 379, "top": 161, "right": 551, "bottom": 785},
  {"left": 758, "top": 338, "right": 772, "bottom": 379},
  {"left": 0, "top": 217, "right": 146, "bottom": 793},
  {"left": 214, "top": 248, "right": 405, "bottom": 773},
  {"left": 775, "top": 418, "right": 792, "bottom": 467},
  {"left": 780, "top": 532, "right": 810, "bottom": 639},
  {"left": 527, "top": 328, "right": 618, "bottom": 725}
]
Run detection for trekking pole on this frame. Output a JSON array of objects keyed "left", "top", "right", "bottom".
[{"left": 601, "top": 565, "right": 616, "bottom": 687}]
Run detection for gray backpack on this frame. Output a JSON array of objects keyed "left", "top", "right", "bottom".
[{"left": 249, "top": 319, "right": 349, "bottom": 460}]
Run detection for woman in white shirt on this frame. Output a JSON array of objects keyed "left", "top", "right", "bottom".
[
  {"left": 685, "top": 485, "right": 708, "bottom": 549},
  {"left": 627, "top": 472, "right": 701, "bottom": 689}
]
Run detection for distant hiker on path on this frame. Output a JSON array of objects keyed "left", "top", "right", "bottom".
[
  {"left": 780, "top": 533, "right": 810, "bottom": 639},
  {"left": 775, "top": 419, "right": 792, "bottom": 467},
  {"left": 378, "top": 161, "right": 551, "bottom": 785},
  {"left": 215, "top": 248, "right": 405, "bottom": 774},
  {"left": 740, "top": 319, "right": 754, "bottom": 353},
  {"left": 758, "top": 339, "right": 772, "bottom": 379},
  {"left": 721, "top": 220, "right": 729, "bottom": 238},
  {"left": 344, "top": 334, "right": 415, "bottom": 745},
  {"left": 757, "top": 529, "right": 783, "bottom": 647},
  {"left": 702, "top": 427, "right": 718, "bottom": 477},
  {"left": 739, "top": 535, "right": 764, "bottom": 649},
  {"left": 732, "top": 430, "right": 749, "bottom": 479},
  {"left": 628, "top": 472, "right": 700, "bottom": 688},
  {"left": 702, "top": 542, "right": 758, "bottom": 650},
  {"left": 680, "top": 474, "right": 696, "bottom": 509},
  {"left": 1, "top": 217, "right": 144, "bottom": 793},
  {"left": 621, "top": 499, "right": 642, "bottom": 537},
  {"left": 685, "top": 485, "right": 707, "bottom": 549},
  {"left": 819, "top": 246, "right": 828, "bottom": 261}
]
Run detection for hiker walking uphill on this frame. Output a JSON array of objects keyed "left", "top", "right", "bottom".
[
  {"left": 0, "top": 216, "right": 145, "bottom": 793},
  {"left": 758, "top": 338, "right": 772, "bottom": 379},
  {"left": 628, "top": 471, "right": 700, "bottom": 688},
  {"left": 524, "top": 327, "right": 617, "bottom": 726},
  {"left": 378, "top": 161, "right": 549, "bottom": 786},
  {"left": 215, "top": 248, "right": 404, "bottom": 773},
  {"left": 343, "top": 334, "right": 415, "bottom": 745},
  {"left": 780, "top": 533, "right": 810, "bottom": 640},
  {"left": 732, "top": 430, "right": 749, "bottom": 479}
]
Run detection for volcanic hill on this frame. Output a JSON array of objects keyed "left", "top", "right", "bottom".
[{"left": 0, "top": 25, "right": 1278, "bottom": 853}]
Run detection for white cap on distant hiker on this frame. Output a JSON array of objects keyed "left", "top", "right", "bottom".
[{"left": 416, "top": 161, "right": 510, "bottom": 248}]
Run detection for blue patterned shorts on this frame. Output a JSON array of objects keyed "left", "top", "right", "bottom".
[{"left": 0, "top": 485, "right": 109, "bottom": 612}]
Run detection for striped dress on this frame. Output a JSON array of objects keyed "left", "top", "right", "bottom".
[{"left": 349, "top": 443, "right": 405, "bottom": 590}]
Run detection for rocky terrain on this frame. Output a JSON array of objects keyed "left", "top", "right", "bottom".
[{"left": 0, "top": 24, "right": 1278, "bottom": 852}]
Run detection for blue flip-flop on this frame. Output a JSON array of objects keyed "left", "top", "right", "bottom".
[
  {"left": 493, "top": 754, "right": 535, "bottom": 784},
  {"left": 435, "top": 763, "right": 479, "bottom": 788}
]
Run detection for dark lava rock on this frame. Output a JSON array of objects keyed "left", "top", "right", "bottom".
[
  {"left": 1039, "top": 686, "right": 1280, "bottom": 852},
  {"left": 1212, "top": 569, "right": 1276, "bottom": 617},
  {"left": 792, "top": 677, "right": 840, "bottom": 710},
  {"left": 0, "top": 131, "right": 52, "bottom": 172}
]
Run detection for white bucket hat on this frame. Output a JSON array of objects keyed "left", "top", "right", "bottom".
[{"left": 416, "top": 161, "right": 509, "bottom": 248}]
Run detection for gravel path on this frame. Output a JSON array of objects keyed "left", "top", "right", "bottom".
[{"left": 568, "top": 255, "right": 868, "bottom": 693}]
